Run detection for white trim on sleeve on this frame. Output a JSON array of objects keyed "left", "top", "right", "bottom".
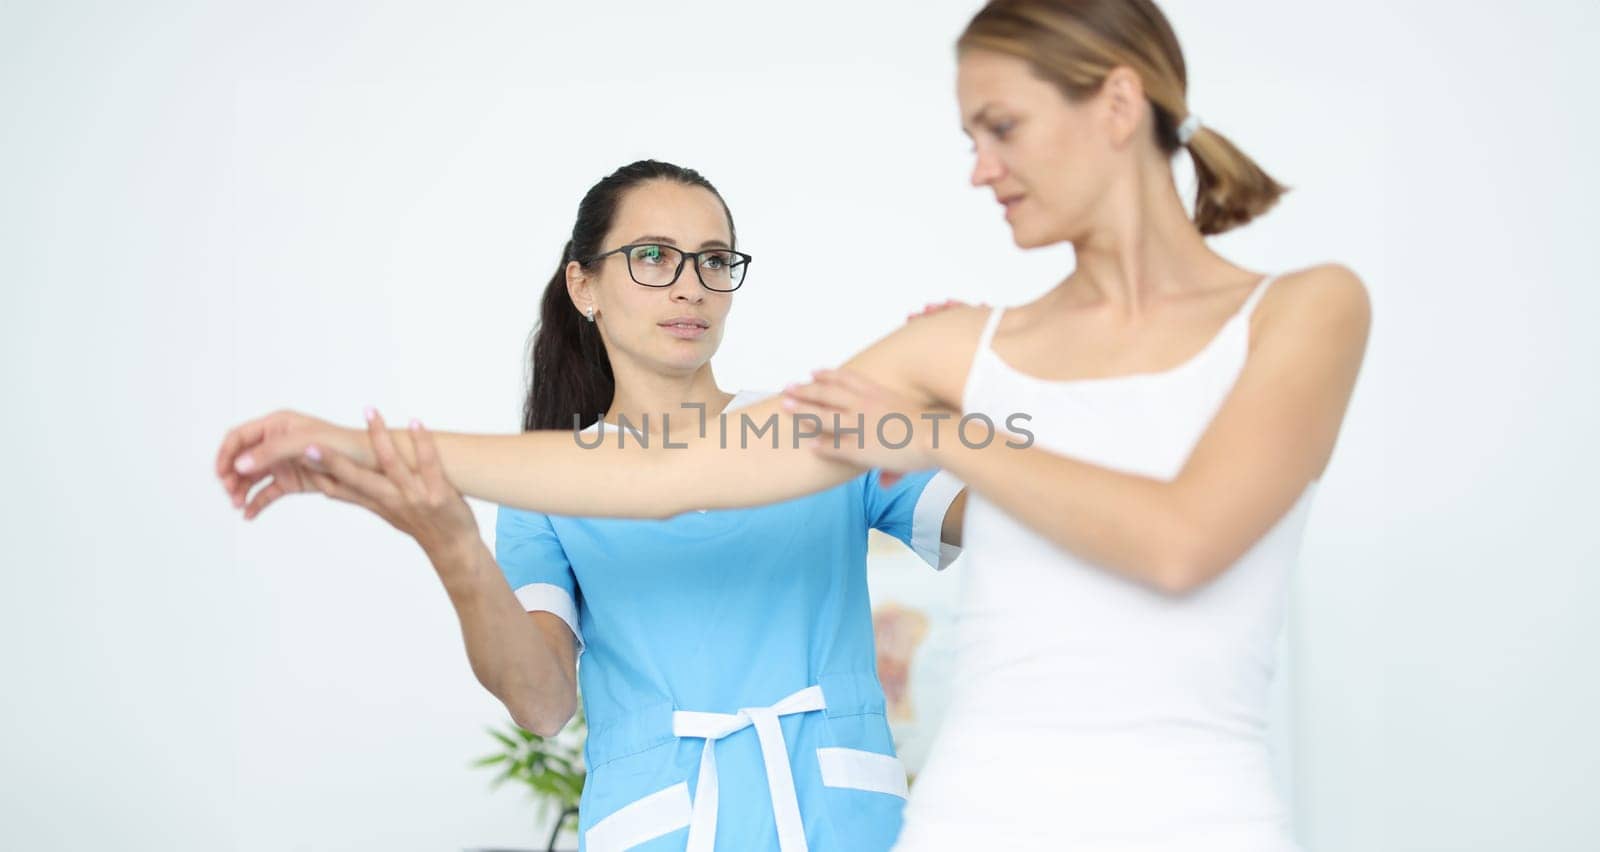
[
  {"left": 513, "top": 582, "right": 584, "bottom": 654},
  {"left": 910, "top": 469, "right": 965, "bottom": 570}
]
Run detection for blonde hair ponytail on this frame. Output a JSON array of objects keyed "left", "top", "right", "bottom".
[
  {"left": 960, "top": 0, "right": 1288, "bottom": 235},
  {"left": 1183, "top": 121, "right": 1287, "bottom": 235}
]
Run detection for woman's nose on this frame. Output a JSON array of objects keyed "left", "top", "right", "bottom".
[
  {"left": 669, "top": 272, "right": 705, "bottom": 301},
  {"left": 970, "top": 148, "right": 1004, "bottom": 187}
]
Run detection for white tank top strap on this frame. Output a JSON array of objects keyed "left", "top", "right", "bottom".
[
  {"left": 961, "top": 306, "right": 1007, "bottom": 411},
  {"left": 975, "top": 305, "right": 1006, "bottom": 353},
  {"left": 1235, "top": 272, "right": 1280, "bottom": 323}
]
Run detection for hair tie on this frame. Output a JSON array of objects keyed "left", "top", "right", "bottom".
[{"left": 1177, "top": 113, "right": 1202, "bottom": 146}]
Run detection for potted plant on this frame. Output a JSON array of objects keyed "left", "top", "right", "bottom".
[{"left": 474, "top": 709, "right": 586, "bottom": 852}]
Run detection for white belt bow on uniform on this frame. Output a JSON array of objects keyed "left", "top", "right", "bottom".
[{"left": 671, "top": 684, "right": 827, "bottom": 852}]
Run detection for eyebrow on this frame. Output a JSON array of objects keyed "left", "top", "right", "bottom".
[
  {"left": 961, "top": 103, "right": 997, "bottom": 134},
  {"left": 629, "top": 234, "right": 732, "bottom": 250}
]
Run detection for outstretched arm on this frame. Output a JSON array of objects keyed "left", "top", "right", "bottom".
[
  {"left": 220, "top": 309, "right": 987, "bottom": 520},
  {"left": 409, "top": 395, "right": 869, "bottom": 518}
]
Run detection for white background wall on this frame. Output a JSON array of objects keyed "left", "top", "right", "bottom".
[{"left": 3, "top": 1, "right": 1596, "bottom": 850}]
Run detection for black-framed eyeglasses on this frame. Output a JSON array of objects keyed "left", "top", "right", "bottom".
[{"left": 589, "top": 243, "right": 751, "bottom": 292}]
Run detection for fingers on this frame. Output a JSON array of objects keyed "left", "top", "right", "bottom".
[
  {"left": 408, "top": 419, "right": 453, "bottom": 496},
  {"left": 239, "top": 459, "right": 313, "bottom": 520},
  {"left": 906, "top": 298, "right": 992, "bottom": 322},
  {"left": 312, "top": 442, "right": 401, "bottom": 505},
  {"left": 220, "top": 406, "right": 430, "bottom": 522},
  {"left": 783, "top": 369, "right": 901, "bottom": 424},
  {"left": 907, "top": 299, "right": 963, "bottom": 321},
  {"left": 218, "top": 413, "right": 283, "bottom": 506},
  {"left": 222, "top": 470, "right": 251, "bottom": 508},
  {"left": 781, "top": 391, "right": 850, "bottom": 427},
  {"left": 227, "top": 467, "right": 276, "bottom": 509},
  {"left": 782, "top": 376, "right": 860, "bottom": 413},
  {"left": 810, "top": 367, "right": 885, "bottom": 398},
  {"left": 782, "top": 368, "right": 921, "bottom": 441},
  {"left": 234, "top": 431, "right": 314, "bottom": 476},
  {"left": 365, "top": 408, "right": 423, "bottom": 498},
  {"left": 242, "top": 477, "right": 288, "bottom": 521},
  {"left": 306, "top": 469, "right": 388, "bottom": 519},
  {"left": 216, "top": 413, "right": 271, "bottom": 478}
]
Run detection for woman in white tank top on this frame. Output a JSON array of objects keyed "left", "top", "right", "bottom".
[
  {"left": 772, "top": 7, "right": 1364, "bottom": 840},
  {"left": 220, "top": 2, "right": 1371, "bottom": 849},
  {"left": 826, "top": 3, "right": 1366, "bottom": 847},
  {"left": 888, "top": 273, "right": 1323, "bottom": 852}
]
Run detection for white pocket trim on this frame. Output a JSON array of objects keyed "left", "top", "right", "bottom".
[
  {"left": 584, "top": 781, "right": 691, "bottom": 852},
  {"left": 816, "top": 747, "right": 909, "bottom": 799}
]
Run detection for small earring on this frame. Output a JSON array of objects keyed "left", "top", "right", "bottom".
[{"left": 585, "top": 307, "right": 596, "bottom": 322}]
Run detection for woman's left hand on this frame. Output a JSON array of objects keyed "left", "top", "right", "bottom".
[
  {"left": 780, "top": 368, "right": 957, "bottom": 484},
  {"left": 300, "top": 410, "right": 482, "bottom": 562}
]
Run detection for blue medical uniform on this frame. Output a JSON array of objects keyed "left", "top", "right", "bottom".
[{"left": 494, "top": 391, "right": 963, "bottom": 852}]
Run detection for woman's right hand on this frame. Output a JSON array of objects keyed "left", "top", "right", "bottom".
[{"left": 216, "top": 409, "right": 373, "bottom": 520}]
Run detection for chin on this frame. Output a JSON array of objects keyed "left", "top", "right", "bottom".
[
  {"left": 1009, "top": 226, "right": 1051, "bottom": 250},
  {"left": 658, "top": 348, "right": 712, "bottom": 372},
  {"left": 1009, "top": 218, "right": 1071, "bottom": 250}
]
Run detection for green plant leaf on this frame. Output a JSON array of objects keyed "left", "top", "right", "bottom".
[{"left": 476, "top": 708, "right": 588, "bottom": 811}]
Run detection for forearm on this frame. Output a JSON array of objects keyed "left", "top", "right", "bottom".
[
  {"left": 372, "top": 401, "right": 863, "bottom": 517},
  {"left": 433, "top": 430, "right": 692, "bottom": 517},
  {"left": 430, "top": 538, "right": 575, "bottom": 734},
  {"left": 930, "top": 438, "right": 1195, "bottom": 592}
]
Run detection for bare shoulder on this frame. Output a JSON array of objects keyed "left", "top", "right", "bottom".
[
  {"left": 1255, "top": 263, "right": 1372, "bottom": 350},
  {"left": 901, "top": 302, "right": 997, "bottom": 346},
  {"left": 842, "top": 303, "right": 997, "bottom": 408}
]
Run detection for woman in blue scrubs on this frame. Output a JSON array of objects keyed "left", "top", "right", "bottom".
[{"left": 267, "top": 159, "right": 965, "bottom": 851}]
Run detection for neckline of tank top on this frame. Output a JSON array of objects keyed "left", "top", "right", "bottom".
[
  {"left": 980, "top": 273, "right": 1279, "bottom": 389},
  {"left": 583, "top": 389, "right": 772, "bottom": 433}
]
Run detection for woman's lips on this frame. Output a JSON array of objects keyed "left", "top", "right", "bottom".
[{"left": 659, "top": 321, "right": 708, "bottom": 339}]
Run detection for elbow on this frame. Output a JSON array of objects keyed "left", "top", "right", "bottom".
[
  {"left": 519, "top": 714, "right": 572, "bottom": 740},
  {"left": 1148, "top": 537, "right": 1229, "bottom": 597},
  {"left": 511, "top": 695, "right": 576, "bottom": 739},
  {"left": 1139, "top": 501, "right": 1241, "bottom": 595},
  {"left": 505, "top": 677, "right": 578, "bottom": 738},
  {"left": 1150, "top": 557, "right": 1210, "bottom": 596}
]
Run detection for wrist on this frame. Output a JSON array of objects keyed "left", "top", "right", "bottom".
[
  {"left": 314, "top": 423, "right": 369, "bottom": 467},
  {"left": 343, "top": 425, "right": 377, "bottom": 467},
  {"left": 423, "top": 532, "right": 485, "bottom": 576}
]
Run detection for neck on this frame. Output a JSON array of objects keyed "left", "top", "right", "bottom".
[
  {"left": 1060, "top": 154, "right": 1247, "bottom": 321},
  {"left": 603, "top": 358, "right": 733, "bottom": 432}
]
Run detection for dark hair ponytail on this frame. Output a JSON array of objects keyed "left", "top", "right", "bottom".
[{"left": 522, "top": 160, "right": 736, "bottom": 431}]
